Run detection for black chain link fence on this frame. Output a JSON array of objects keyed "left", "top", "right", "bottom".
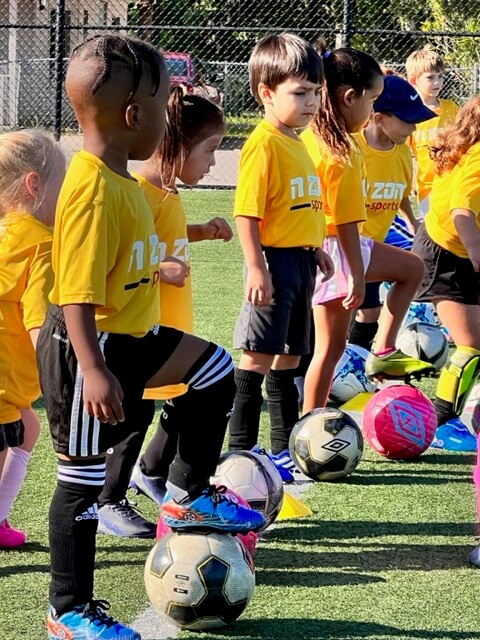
[{"left": 1, "top": 0, "right": 479, "bottom": 185}]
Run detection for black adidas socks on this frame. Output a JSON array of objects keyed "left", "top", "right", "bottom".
[{"left": 49, "top": 459, "right": 105, "bottom": 615}]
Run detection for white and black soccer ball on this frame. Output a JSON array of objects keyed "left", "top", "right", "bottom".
[
  {"left": 329, "top": 343, "right": 377, "bottom": 404},
  {"left": 396, "top": 321, "right": 449, "bottom": 371},
  {"left": 211, "top": 450, "right": 284, "bottom": 531},
  {"left": 145, "top": 531, "right": 255, "bottom": 630},
  {"left": 289, "top": 408, "right": 364, "bottom": 481}
]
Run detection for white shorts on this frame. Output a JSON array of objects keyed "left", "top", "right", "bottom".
[
  {"left": 312, "top": 235, "right": 374, "bottom": 305},
  {"left": 418, "top": 196, "right": 430, "bottom": 219}
]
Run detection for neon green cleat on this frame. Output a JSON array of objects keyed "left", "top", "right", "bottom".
[{"left": 366, "top": 349, "right": 436, "bottom": 382}]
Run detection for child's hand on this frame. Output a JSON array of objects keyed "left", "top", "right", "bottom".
[
  {"left": 160, "top": 257, "right": 190, "bottom": 287},
  {"left": 467, "top": 244, "right": 480, "bottom": 272},
  {"left": 246, "top": 265, "right": 272, "bottom": 306},
  {"left": 342, "top": 274, "right": 365, "bottom": 310},
  {"left": 205, "top": 217, "right": 234, "bottom": 242},
  {"left": 315, "top": 248, "right": 335, "bottom": 282},
  {"left": 83, "top": 365, "right": 125, "bottom": 425}
]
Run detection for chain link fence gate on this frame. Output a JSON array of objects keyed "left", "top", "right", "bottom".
[{"left": 1, "top": 0, "right": 480, "bottom": 186}]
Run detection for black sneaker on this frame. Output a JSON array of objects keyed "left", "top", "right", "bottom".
[
  {"left": 129, "top": 462, "right": 166, "bottom": 507},
  {"left": 97, "top": 499, "right": 156, "bottom": 538}
]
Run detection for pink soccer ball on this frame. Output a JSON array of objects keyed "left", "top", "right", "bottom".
[
  {"left": 156, "top": 486, "right": 259, "bottom": 559},
  {"left": 363, "top": 385, "right": 437, "bottom": 459}
]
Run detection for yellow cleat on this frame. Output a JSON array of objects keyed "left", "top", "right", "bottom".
[{"left": 366, "top": 349, "right": 436, "bottom": 382}]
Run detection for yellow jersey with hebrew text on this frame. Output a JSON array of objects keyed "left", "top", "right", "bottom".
[{"left": 234, "top": 120, "right": 325, "bottom": 248}]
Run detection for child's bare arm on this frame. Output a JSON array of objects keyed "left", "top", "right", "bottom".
[
  {"left": 187, "top": 218, "right": 233, "bottom": 243},
  {"left": 63, "top": 303, "right": 125, "bottom": 425},
  {"left": 453, "top": 208, "right": 480, "bottom": 271},
  {"left": 398, "top": 197, "right": 419, "bottom": 233},
  {"left": 315, "top": 248, "right": 335, "bottom": 282},
  {"left": 235, "top": 215, "right": 272, "bottom": 306},
  {"left": 336, "top": 222, "right": 365, "bottom": 310}
]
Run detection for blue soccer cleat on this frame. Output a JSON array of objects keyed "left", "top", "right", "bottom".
[
  {"left": 268, "top": 449, "right": 296, "bottom": 484},
  {"left": 47, "top": 600, "right": 141, "bottom": 640},
  {"left": 162, "top": 485, "right": 265, "bottom": 534},
  {"left": 251, "top": 444, "right": 295, "bottom": 483},
  {"left": 470, "top": 544, "right": 480, "bottom": 568}
]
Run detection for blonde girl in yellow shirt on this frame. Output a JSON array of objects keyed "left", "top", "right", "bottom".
[
  {"left": 0, "top": 130, "right": 65, "bottom": 548},
  {"left": 301, "top": 45, "right": 434, "bottom": 413},
  {"left": 411, "top": 97, "right": 480, "bottom": 568},
  {"left": 97, "top": 87, "right": 233, "bottom": 537}
]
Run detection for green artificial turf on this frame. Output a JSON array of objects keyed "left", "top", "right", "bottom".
[{"left": 1, "top": 189, "right": 479, "bottom": 640}]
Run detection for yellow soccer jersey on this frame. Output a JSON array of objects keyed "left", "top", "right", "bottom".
[
  {"left": 50, "top": 151, "right": 160, "bottom": 336},
  {"left": 426, "top": 141, "right": 480, "bottom": 258},
  {"left": 355, "top": 130, "right": 413, "bottom": 241},
  {"left": 234, "top": 120, "right": 325, "bottom": 248},
  {"left": 0, "top": 212, "right": 53, "bottom": 422},
  {"left": 133, "top": 174, "right": 191, "bottom": 401},
  {"left": 301, "top": 127, "right": 366, "bottom": 236},
  {"left": 410, "top": 98, "right": 459, "bottom": 202}
]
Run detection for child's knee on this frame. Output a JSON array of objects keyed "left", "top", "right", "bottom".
[{"left": 408, "top": 253, "right": 425, "bottom": 283}]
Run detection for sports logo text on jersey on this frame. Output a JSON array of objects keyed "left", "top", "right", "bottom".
[
  {"left": 365, "top": 181, "right": 407, "bottom": 213},
  {"left": 157, "top": 237, "right": 190, "bottom": 263},
  {"left": 290, "top": 175, "right": 321, "bottom": 199}
]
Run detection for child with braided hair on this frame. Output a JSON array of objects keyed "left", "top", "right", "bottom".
[{"left": 38, "top": 35, "right": 263, "bottom": 640}]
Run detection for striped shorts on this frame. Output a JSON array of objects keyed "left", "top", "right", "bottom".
[{"left": 37, "top": 305, "right": 183, "bottom": 457}]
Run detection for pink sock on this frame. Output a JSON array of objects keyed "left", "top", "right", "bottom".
[
  {"left": 474, "top": 434, "right": 480, "bottom": 538},
  {"left": 0, "top": 448, "right": 31, "bottom": 522},
  {"left": 374, "top": 347, "right": 396, "bottom": 357}
]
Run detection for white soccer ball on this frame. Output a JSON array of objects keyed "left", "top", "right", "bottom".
[
  {"left": 329, "top": 343, "right": 377, "bottom": 404},
  {"left": 145, "top": 531, "right": 255, "bottom": 630},
  {"left": 396, "top": 321, "right": 449, "bottom": 371},
  {"left": 289, "top": 408, "right": 364, "bottom": 481},
  {"left": 211, "top": 450, "right": 284, "bottom": 531}
]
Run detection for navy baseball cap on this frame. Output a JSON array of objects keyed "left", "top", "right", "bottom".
[{"left": 374, "top": 75, "right": 436, "bottom": 124}]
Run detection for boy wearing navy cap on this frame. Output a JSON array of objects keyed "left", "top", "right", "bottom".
[{"left": 349, "top": 74, "right": 436, "bottom": 351}]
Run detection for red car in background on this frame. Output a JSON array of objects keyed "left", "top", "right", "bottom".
[{"left": 164, "top": 52, "right": 197, "bottom": 92}]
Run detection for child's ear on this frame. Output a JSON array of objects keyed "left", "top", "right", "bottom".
[
  {"left": 24, "top": 171, "right": 40, "bottom": 199},
  {"left": 342, "top": 87, "right": 358, "bottom": 107},
  {"left": 373, "top": 112, "right": 384, "bottom": 125},
  {"left": 258, "top": 82, "right": 273, "bottom": 105},
  {"left": 125, "top": 102, "right": 141, "bottom": 130}
]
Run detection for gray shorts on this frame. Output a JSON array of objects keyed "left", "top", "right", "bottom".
[{"left": 234, "top": 247, "right": 316, "bottom": 356}]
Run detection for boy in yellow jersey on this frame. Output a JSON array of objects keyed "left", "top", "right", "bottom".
[
  {"left": 405, "top": 46, "right": 459, "bottom": 217},
  {"left": 37, "top": 35, "right": 263, "bottom": 640},
  {"left": 411, "top": 96, "right": 480, "bottom": 568},
  {"left": 228, "top": 33, "right": 333, "bottom": 469},
  {"left": 349, "top": 75, "right": 435, "bottom": 350}
]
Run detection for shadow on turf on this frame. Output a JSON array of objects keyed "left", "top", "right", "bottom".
[
  {"left": 255, "top": 542, "right": 473, "bottom": 575},
  {"left": 255, "top": 567, "right": 386, "bottom": 587},
  {"left": 272, "top": 519, "right": 476, "bottom": 540},
  {"left": 0, "top": 545, "right": 151, "bottom": 578},
  {"left": 347, "top": 468, "right": 473, "bottom": 485},
  {"left": 218, "top": 618, "right": 480, "bottom": 639}
]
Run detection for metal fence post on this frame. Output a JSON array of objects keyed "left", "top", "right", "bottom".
[
  {"left": 54, "top": 0, "right": 66, "bottom": 141},
  {"left": 342, "top": 0, "right": 355, "bottom": 47}
]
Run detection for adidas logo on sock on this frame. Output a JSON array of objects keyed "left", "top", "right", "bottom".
[{"left": 75, "top": 504, "right": 99, "bottom": 521}]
